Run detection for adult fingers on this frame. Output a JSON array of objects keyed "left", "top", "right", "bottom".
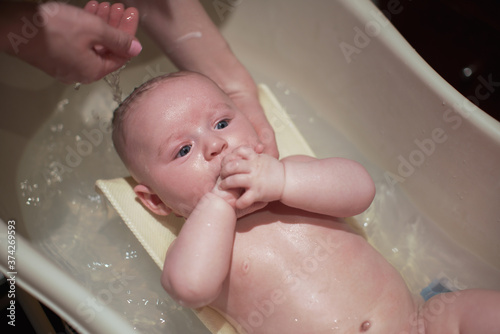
[
  {"left": 96, "top": 22, "right": 142, "bottom": 58},
  {"left": 95, "top": 2, "right": 111, "bottom": 22},
  {"left": 118, "top": 7, "right": 139, "bottom": 36},
  {"left": 83, "top": 1, "right": 98, "bottom": 14},
  {"left": 109, "top": 3, "right": 125, "bottom": 28}
]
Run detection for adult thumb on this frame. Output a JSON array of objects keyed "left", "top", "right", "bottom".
[{"left": 98, "top": 25, "right": 142, "bottom": 58}]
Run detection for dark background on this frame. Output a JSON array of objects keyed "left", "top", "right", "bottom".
[{"left": 376, "top": 0, "right": 500, "bottom": 122}]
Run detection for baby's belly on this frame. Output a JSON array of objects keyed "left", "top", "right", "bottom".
[{"left": 212, "top": 205, "right": 418, "bottom": 334}]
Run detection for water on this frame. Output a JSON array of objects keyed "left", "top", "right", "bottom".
[
  {"left": 16, "top": 65, "right": 500, "bottom": 333},
  {"left": 103, "top": 65, "right": 126, "bottom": 105},
  {"left": 17, "top": 77, "right": 210, "bottom": 333}
]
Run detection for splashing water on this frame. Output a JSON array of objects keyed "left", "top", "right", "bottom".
[{"left": 104, "top": 64, "right": 127, "bottom": 105}]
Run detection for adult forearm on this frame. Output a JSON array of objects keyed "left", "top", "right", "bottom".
[{"left": 126, "top": 0, "right": 254, "bottom": 93}]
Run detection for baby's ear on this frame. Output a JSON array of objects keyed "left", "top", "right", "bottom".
[{"left": 134, "top": 184, "right": 172, "bottom": 216}]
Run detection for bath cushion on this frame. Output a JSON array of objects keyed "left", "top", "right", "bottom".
[{"left": 95, "top": 84, "right": 315, "bottom": 334}]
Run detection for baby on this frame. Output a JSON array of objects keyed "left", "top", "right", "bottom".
[{"left": 112, "top": 71, "right": 500, "bottom": 334}]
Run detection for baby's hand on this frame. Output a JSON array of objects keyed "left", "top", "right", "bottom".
[
  {"left": 210, "top": 176, "right": 242, "bottom": 210},
  {"left": 219, "top": 146, "right": 285, "bottom": 209}
]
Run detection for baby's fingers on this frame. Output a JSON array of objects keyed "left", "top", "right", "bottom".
[
  {"left": 235, "top": 191, "right": 258, "bottom": 210},
  {"left": 232, "top": 145, "right": 257, "bottom": 159},
  {"left": 221, "top": 146, "right": 253, "bottom": 165},
  {"left": 220, "top": 159, "right": 251, "bottom": 179},
  {"left": 219, "top": 174, "right": 251, "bottom": 191}
]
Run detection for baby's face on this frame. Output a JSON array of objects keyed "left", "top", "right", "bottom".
[{"left": 126, "top": 74, "right": 261, "bottom": 217}]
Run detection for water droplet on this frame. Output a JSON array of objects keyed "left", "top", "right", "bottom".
[
  {"left": 56, "top": 99, "right": 69, "bottom": 112},
  {"left": 462, "top": 67, "right": 473, "bottom": 78}
]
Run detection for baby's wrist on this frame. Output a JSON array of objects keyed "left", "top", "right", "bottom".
[
  {"left": 205, "top": 192, "right": 237, "bottom": 220},
  {"left": 206, "top": 189, "right": 237, "bottom": 210}
]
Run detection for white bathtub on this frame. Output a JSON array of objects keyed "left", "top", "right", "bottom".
[{"left": 1, "top": 0, "right": 499, "bottom": 333}]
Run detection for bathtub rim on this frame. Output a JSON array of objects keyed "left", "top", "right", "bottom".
[{"left": 0, "top": 218, "right": 137, "bottom": 334}]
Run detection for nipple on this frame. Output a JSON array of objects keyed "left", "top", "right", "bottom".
[
  {"left": 241, "top": 258, "right": 251, "bottom": 275},
  {"left": 360, "top": 320, "right": 371, "bottom": 332}
]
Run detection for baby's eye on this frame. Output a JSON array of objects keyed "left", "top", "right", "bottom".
[
  {"left": 215, "top": 119, "right": 229, "bottom": 130},
  {"left": 176, "top": 145, "right": 191, "bottom": 158}
]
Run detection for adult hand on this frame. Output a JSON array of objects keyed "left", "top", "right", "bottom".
[
  {"left": 2, "top": 1, "right": 141, "bottom": 84},
  {"left": 124, "top": 0, "right": 279, "bottom": 158},
  {"left": 226, "top": 85, "right": 280, "bottom": 159}
]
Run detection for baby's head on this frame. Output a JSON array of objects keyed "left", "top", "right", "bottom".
[{"left": 113, "top": 71, "right": 262, "bottom": 217}]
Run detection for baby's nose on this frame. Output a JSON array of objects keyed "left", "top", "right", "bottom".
[{"left": 204, "top": 136, "right": 227, "bottom": 160}]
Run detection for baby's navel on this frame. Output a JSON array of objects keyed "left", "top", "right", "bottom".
[{"left": 360, "top": 320, "right": 371, "bottom": 332}]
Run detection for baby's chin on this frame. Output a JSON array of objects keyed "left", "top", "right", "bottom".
[{"left": 235, "top": 202, "right": 268, "bottom": 218}]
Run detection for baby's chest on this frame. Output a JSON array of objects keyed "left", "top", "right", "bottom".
[
  {"left": 229, "top": 218, "right": 365, "bottom": 290},
  {"left": 219, "top": 222, "right": 377, "bottom": 320}
]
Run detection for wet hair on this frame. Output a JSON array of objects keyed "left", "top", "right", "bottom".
[
  {"left": 111, "top": 71, "right": 193, "bottom": 172},
  {"left": 112, "top": 71, "right": 191, "bottom": 139}
]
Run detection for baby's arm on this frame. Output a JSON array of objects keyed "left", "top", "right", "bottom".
[
  {"left": 281, "top": 155, "right": 375, "bottom": 217},
  {"left": 161, "top": 190, "right": 236, "bottom": 308},
  {"left": 220, "top": 147, "right": 375, "bottom": 217},
  {"left": 423, "top": 289, "right": 500, "bottom": 334}
]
